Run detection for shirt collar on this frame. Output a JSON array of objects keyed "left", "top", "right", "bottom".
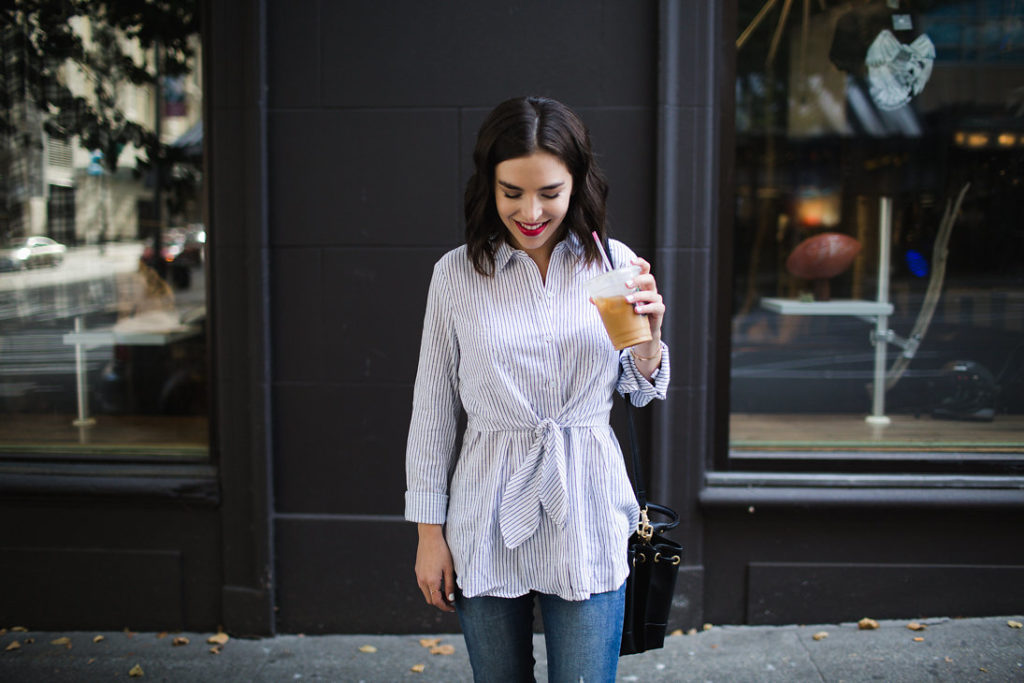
[{"left": 492, "top": 230, "right": 585, "bottom": 273}]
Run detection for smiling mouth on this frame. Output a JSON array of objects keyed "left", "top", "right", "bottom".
[{"left": 514, "top": 220, "right": 548, "bottom": 237}]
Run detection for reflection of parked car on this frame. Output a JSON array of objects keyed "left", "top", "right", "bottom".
[
  {"left": 0, "top": 236, "right": 67, "bottom": 271},
  {"left": 141, "top": 225, "right": 206, "bottom": 289}
]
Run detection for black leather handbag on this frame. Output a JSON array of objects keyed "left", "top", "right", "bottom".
[{"left": 618, "top": 392, "right": 683, "bottom": 656}]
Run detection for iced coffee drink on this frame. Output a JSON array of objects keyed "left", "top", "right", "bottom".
[{"left": 585, "top": 265, "right": 653, "bottom": 350}]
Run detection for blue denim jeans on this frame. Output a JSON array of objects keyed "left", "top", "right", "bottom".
[{"left": 455, "top": 583, "right": 625, "bottom": 683}]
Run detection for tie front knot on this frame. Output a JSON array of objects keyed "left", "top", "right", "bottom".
[{"left": 498, "top": 417, "right": 569, "bottom": 549}]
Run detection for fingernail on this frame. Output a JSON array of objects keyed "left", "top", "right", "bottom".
[
  {"left": 626, "top": 294, "right": 635, "bottom": 302},
  {"left": 625, "top": 280, "right": 634, "bottom": 288},
  {"left": 448, "top": 593, "right": 456, "bottom": 602}
]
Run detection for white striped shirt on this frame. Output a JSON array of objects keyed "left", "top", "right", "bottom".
[{"left": 405, "top": 235, "right": 670, "bottom": 601}]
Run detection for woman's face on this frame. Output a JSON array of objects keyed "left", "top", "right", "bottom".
[{"left": 494, "top": 151, "right": 574, "bottom": 263}]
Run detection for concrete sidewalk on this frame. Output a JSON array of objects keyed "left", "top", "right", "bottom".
[{"left": 2, "top": 615, "right": 1022, "bottom": 682}]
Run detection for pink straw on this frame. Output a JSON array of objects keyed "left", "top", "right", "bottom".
[{"left": 592, "top": 231, "right": 614, "bottom": 272}]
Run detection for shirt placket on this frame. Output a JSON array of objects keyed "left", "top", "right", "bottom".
[
  {"left": 545, "top": 252, "right": 578, "bottom": 596},
  {"left": 540, "top": 259, "right": 561, "bottom": 418}
]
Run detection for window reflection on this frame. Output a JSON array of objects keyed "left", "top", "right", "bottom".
[
  {"left": 1, "top": 8, "right": 206, "bottom": 455},
  {"left": 731, "top": 0, "right": 1024, "bottom": 452}
]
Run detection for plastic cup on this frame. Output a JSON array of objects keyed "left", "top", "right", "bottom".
[{"left": 584, "top": 265, "right": 653, "bottom": 350}]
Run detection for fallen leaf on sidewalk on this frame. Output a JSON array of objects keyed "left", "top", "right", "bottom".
[
  {"left": 172, "top": 637, "right": 190, "bottom": 647},
  {"left": 128, "top": 664, "right": 144, "bottom": 677},
  {"left": 50, "top": 637, "right": 70, "bottom": 645},
  {"left": 979, "top": 667, "right": 988, "bottom": 673},
  {"left": 23, "top": 638, "right": 34, "bottom": 644},
  {"left": 11, "top": 627, "right": 27, "bottom": 632},
  {"left": 945, "top": 656, "right": 954, "bottom": 663},
  {"left": 358, "top": 645, "right": 377, "bottom": 653},
  {"left": 1008, "top": 620, "right": 1022, "bottom": 629},
  {"left": 702, "top": 623, "right": 713, "bottom": 631},
  {"left": 207, "top": 632, "right": 229, "bottom": 645},
  {"left": 93, "top": 635, "right": 105, "bottom": 643},
  {"left": 410, "top": 664, "right": 426, "bottom": 673},
  {"left": 209, "top": 645, "right": 222, "bottom": 655},
  {"left": 913, "top": 637, "right": 925, "bottom": 642},
  {"left": 0, "top": 629, "right": 6, "bottom": 636},
  {"left": 5, "top": 641, "right": 20, "bottom": 651},
  {"left": 430, "top": 644, "right": 455, "bottom": 655},
  {"left": 670, "top": 629, "right": 684, "bottom": 636},
  {"left": 157, "top": 632, "right": 168, "bottom": 639},
  {"left": 419, "top": 638, "right": 441, "bottom": 648},
  {"left": 858, "top": 618, "right": 880, "bottom": 630},
  {"left": 906, "top": 622, "right": 927, "bottom": 631},
  {"left": 812, "top": 631, "right": 829, "bottom": 641}
]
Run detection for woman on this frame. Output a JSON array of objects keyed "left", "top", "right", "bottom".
[{"left": 405, "top": 96, "right": 669, "bottom": 682}]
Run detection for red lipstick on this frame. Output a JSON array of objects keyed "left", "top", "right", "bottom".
[{"left": 515, "top": 220, "right": 547, "bottom": 237}]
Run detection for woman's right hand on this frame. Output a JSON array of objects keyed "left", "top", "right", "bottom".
[{"left": 415, "top": 523, "right": 456, "bottom": 612}]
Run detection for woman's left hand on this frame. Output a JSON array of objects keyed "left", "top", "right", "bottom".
[{"left": 626, "top": 256, "right": 665, "bottom": 346}]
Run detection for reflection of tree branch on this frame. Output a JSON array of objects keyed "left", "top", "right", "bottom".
[
  {"left": 737, "top": 0, "right": 779, "bottom": 50},
  {"left": 884, "top": 183, "right": 970, "bottom": 391},
  {"left": 767, "top": 0, "right": 794, "bottom": 67}
]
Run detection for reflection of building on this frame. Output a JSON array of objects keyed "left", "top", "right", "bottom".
[
  {"left": 2, "top": 0, "right": 1022, "bottom": 638},
  {"left": 0, "top": 17, "right": 202, "bottom": 246}
]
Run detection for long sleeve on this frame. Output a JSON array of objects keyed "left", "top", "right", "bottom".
[
  {"left": 404, "top": 258, "right": 461, "bottom": 525},
  {"left": 605, "top": 238, "right": 671, "bottom": 406}
]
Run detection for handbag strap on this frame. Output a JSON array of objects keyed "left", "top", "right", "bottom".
[
  {"left": 604, "top": 235, "right": 678, "bottom": 536},
  {"left": 623, "top": 395, "right": 648, "bottom": 510},
  {"left": 603, "top": 235, "right": 649, "bottom": 505}
]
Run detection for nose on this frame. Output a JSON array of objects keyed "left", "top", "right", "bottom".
[{"left": 520, "top": 197, "right": 543, "bottom": 221}]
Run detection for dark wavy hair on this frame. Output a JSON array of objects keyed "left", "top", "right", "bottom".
[{"left": 465, "top": 96, "right": 609, "bottom": 276}]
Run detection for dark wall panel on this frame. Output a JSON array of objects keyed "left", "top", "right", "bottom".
[
  {"left": 274, "top": 383, "right": 412, "bottom": 515},
  {"left": 748, "top": 563, "right": 1024, "bottom": 625},
  {"left": 271, "top": 245, "right": 447, "bottom": 399},
  {"left": 318, "top": 1, "right": 657, "bottom": 108},
  {"left": 0, "top": 505, "right": 220, "bottom": 631},
  {"left": 271, "top": 248, "right": 326, "bottom": 382},
  {"left": 275, "top": 517, "right": 460, "bottom": 634},
  {"left": 267, "top": 0, "right": 320, "bottom": 108},
  {"left": 704, "top": 506, "right": 1024, "bottom": 625},
  {"left": 267, "top": 110, "right": 460, "bottom": 247},
  {"left": 319, "top": 247, "right": 451, "bottom": 385},
  {"left": 580, "top": 107, "right": 657, "bottom": 254},
  {"left": 0, "top": 548, "right": 184, "bottom": 630}
]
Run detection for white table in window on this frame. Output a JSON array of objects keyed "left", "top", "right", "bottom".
[
  {"left": 62, "top": 311, "right": 201, "bottom": 426},
  {"left": 758, "top": 197, "right": 898, "bottom": 424}
]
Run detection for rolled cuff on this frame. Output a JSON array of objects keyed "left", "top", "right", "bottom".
[
  {"left": 617, "top": 340, "right": 670, "bottom": 406},
  {"left": 404, "top": 490, "right": 449, "bottom": 525}
]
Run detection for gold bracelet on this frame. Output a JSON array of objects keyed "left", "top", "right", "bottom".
[{"left": 630, "top": 345, "right": 662, "bottom": 362}]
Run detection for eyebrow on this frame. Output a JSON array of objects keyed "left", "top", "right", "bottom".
[{"left": 497, "top": 180, "right": 566, "bottom": 192}]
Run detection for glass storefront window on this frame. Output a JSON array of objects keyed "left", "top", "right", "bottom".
[
  {"left": 1, "top": 5, "right": 206, "bottom": 458},
  {"left": 730, "top": 1, "right": 1023, "bottom": 455}
]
